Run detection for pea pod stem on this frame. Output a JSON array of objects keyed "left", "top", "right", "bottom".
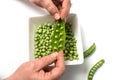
[{"left": 84, "top": 43, "right": 96, "bottom": 58}]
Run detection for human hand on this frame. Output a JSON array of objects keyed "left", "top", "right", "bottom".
[
  {"left": 30, "top": 0, "right": 71, "bottom": 21},
  {"left": 5, "top": 51, "right": 65, "bottom": 80}
]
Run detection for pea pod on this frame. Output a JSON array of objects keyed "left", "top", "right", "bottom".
[
  {"left": 88, "top": 59, "right": 105, "bottom": 80},
  {"left": 52, "top": 19, "right": 66, "bottom": 51},
  {"left": 84, "top": 43, "right": 96, "bottom": 58}
]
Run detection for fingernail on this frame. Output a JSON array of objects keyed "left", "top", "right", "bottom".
[
  {"left": 50, "top": 52, "right": 58, "bottom": 58},
  {"left": 54, "top": 13, "right": 60, "bottom": 20}
]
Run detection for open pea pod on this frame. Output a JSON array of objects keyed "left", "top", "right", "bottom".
[{"left": 52, "top": 19, "right": 66, "bottom": 52}]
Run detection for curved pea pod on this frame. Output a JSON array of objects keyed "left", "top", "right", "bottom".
[
  {"left": 52, "top": 19, "right": 66, "bottom": 51},
  {"left": 84, "top": 43, "right": 96, "bottom": 58},
  {"left": 88, "top": 59, "right": 105, "bottom": 80}
]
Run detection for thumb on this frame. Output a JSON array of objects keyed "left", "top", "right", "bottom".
[{"left": 33, "top": 52, "right": 58, "bottom": 71}]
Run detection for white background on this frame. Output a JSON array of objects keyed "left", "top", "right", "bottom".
[{"left": 0, "top": 0, "right": 120, "bottom": 80}]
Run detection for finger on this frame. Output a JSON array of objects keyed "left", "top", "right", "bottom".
[
  {"left": 43, "top": 1, "right": 60, "bottom": 20},
  {"left": 33, "top": 52, "right": 58, "bottom": 71},
  {"left": 55, "top": 51, "right": 65, "bottom": 68},
  {"left": 31, "top": 0, "right": 60, "bottom": 20},
  {"left": 60, "top": 0, "right": 71, "bottom": 21},
  {"left": 47, "top": 51, "right": 65, "bottom": 79}
]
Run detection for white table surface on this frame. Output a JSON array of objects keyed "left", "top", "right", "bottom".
[{"left": 0, "top": 0, "right": 120, "bottom": 80}]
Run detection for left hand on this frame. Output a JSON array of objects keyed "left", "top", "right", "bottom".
[{"left": 5, "top": 51, "right": 65, "bottom": 80}]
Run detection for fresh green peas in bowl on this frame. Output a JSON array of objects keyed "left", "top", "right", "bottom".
[{"left": 29, "top": 14, "right": 84, "bottom": 65}]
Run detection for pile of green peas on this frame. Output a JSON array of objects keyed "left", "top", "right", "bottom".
[
  {"left": 34, "top": 23, "right": 54, "bottom": 59},
  {"left": 34, "top": 21, "right": 79, "bottom": 61},
  {"left": 64, "top": 22, "right": 79, "bottom": 60}
]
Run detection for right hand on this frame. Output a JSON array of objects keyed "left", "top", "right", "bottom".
[{"left": 30, "top": 0, "right": 71, "bottom": 21}]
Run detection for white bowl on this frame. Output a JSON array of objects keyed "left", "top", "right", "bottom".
[{"left": 29, "top": 13, "right": 84, "bottom": 65}]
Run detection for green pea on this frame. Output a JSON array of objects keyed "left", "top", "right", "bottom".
[
  {"left": 42, "top": 46, "right": 45, "bottom": 49},
  {"left": 42, "top": 49, "right": 45, "bottom": 52},
  {"left": 54, "top": 41, "right": 57, "bottom": 44},
  {"left": 46, "top": 37, "right": 49, "bottom": 40},
  {"left": 60, "top": 26, "right": 64, "bottom": 30},
  {"left": 45, "top": 40, "right": 48, "bottom": 43},
  {"left": 60, "top": 32, "right": 63, "bottom": 36},
  {"left": 49, "top": 45, "right": 52, "bottom": 49},
  {"left": 38, "top": 52, "right": 41, "bottom": 56},
  {"left": 38, "top": 29, "right": 42, "bottom": 33},
  {"left": 41, "top": 53, "right": 46, "bottom": 56},
  {"left": 56, "top": 29, "right": 59, "bottom": 32},
  {"left": 34, "top": 51, "right": 38, "bottom": 55},
  {"left": 57, "top": 23, "right": 60, "bottom": 27},
  {"left": 69, "top": 57, "right": 73, "bottom": 61},
  {"left": 34, "top": 34, "right": 39, "bottom": 38},
  {"left": 36, "top": 26, "right": 40, "bottom": 30},
  {"left": 47, "top": 50, "right": 51, "bottom": 54},
  {"left": 34, "top": 45, "right": 38, "bottom": 48},
  {"left": 35, "top": 48, "right": 39, "bottom": 52},
  {"left": 59, "top": 44, "right": 62, "bottom": 48},
  {"left": 64, "top": 50, "right": 68, "bottom": 54},
  {"left": 49, "top": 40, "right": 52, "bottom": 43},
  {"left": 74, "top": 48, "right": 77, "bottom": 51},
  {"left": 47, "top": 23, "right": 51, "bottom": 27},
  {"left": 39, "top": 56, "right": 41, "bottom": 58},
  {"left": 34, "top": 55, "right": 39, "bottom": 59},
  {"left": 73, "top": 39, "right": 77, "bottom": 43},
  {"left": 53, "top": 46, "right": 57, "bottom": 50},
  {"left": 64, "top": 56, "right": 68, "bottom": 60},
  {"left": 55, "top": 35, "right": 58, "bottom": 38},
  {"left": 75, "top": 57, "right": 79, "bottom": 60},
  {"left": 66, "top": 44, "right": 69, "bottom": 47},
  {"left": 59, "top": 38, "right": 63, "bottom": 42},
  {"left": 44, "top": 34, "right": 47, "bottom": 37},
  {"left": 46, "top": 31, "right": 49, "bottom": 34},
  {"left": 43, "top": 30, "right": 46, "bottom": 33},
  {"left": 70, "top": 51, "right": 73, "bottom": 54},
  {"left": 34, "top": 37, "right": 38, "bottom": 41}
]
